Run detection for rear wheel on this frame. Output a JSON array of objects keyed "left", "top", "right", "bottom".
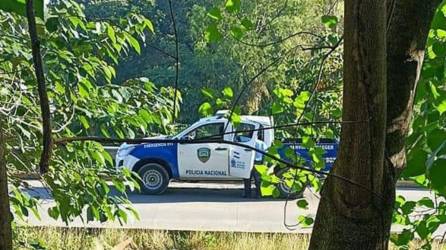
[
  {"left": 137, "top": 163, "right": 170, "bottom": 195},
  {"left": 275, "top": 167, "right": 306, "bottom": 199}
]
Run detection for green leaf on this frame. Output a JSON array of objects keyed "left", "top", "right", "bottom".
[
  {"left": 201, "top": 88, "right": 215, "bottom": 99},
  {"left": 294, "top": 91, "right": 310, "bottom": 109},
  {"left": 198, "top": 102, "right": 213, "bottom": 116},
  {"left": 241, "top": 18, "right": 254, "bottom": 30},
  {"left": 79, "top": 116, "right": 90, "bottom": 129},
  {"left": 207, "top": 7, "right": 222, "bottom": 20},
  {"left": 391, "top": 229, "right": 414, "bottom": 246},
  {"left": 225, "top": 0, "right": 240, "bottom": 13},
  {"left": 296, "top": 199, "right": 309, "bottom": 209},
  {"left": 428, "top": 159, "right": 446, "bottom": 194},
  {"left": 417, "top": 197, "right": 435, "bottom": 208},
  {"left": 230, "top": 26, "right": 244, "bottom": 40},
  {"left": 0, "top": 0, "right": 45, "bottom": 19},
  {"left": 112, "top": 179, "right": 126, "bottom": 193},
  {"left": 125, "top": 33, "right": 141, "bottom": 54},
  {"left": 255, "top": 165, "right": 269, "bottom": 175},
  {"left": 401, "top": 201, "right": 416, "bottom": 214},
  {"left": 403, "top": 147, "right": 428, "bottom": 177},
  {"left": 92, "top": 151, "right": 105, "bottom": 165},
  {"left": 427, "top": 128, "right": 446, "bottom": 150},
  {"left": 48, "top": 207, "right": 59, "bottom": 220},
  {"left": 321, "top": 15, "right": 338, "bottom": 28},
  {"left": 271, "top": 102, "right": 283, "bottom": 114},
  {"left": 204, "top": 23, "right": 222, "bottom": 43},
  {"left": 436, "top": 99, "right": 446, "bottom": 114},
  {"left": 222, "top": 87, "right": 233, "bottom": 98},
  {"left": 144, "top": 19, "right": 154, "bottom": 33},
  {"left": 416, "top": 221, "right": 430, "bottom": 239},
  {"left": 297, "top": 215, "right": 314, "bottom": 227},
  {"left": 230, "top": 112, "right": 241, "bottom": 125},
  {"left": 260, "top": 182, "right": 276, "bottom": 196},
  {"left": 107, "top": 25, "right": 116, "bottom": 44},
  {"left": 433, "top": 42, "right": 446, "bottom": 57}
]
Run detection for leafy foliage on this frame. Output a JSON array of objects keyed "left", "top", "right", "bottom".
[{"left": 0, "top": 0, "right": 177, "bottom": 225}]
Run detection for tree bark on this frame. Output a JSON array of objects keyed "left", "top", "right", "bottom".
[
  {"left": 26, "top": 0, "right": 52, "bottom": 175},
  {"left": 386, "top": 0, "right": 441, "bottom": 173},
  {"left": 0, "top": 118, "right": 12, "bottom": 250},
  {"left": 309, "top": 0, "right": 388, "bottom": 249},
  {"left": 309, "top": 1, "right": 441, "bottom": 249}
]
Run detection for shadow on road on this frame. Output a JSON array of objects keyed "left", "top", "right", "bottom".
[{"left": 28, "top": 186, "right": 286, "bottom": 204}]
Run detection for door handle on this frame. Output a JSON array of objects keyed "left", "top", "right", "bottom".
[
  {"left": 244, "top": 149, "right": 252, "bottom": 152},
  {"left": 215, "top": 147, "right": 228, "bottom": 151}
]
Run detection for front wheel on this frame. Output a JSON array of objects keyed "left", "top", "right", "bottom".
[
  {"left": 275, "top": 167, "right": 306, "bottom": 199},
  {"left": 138, "top": 163, "right": 170, "bottom": 195}
]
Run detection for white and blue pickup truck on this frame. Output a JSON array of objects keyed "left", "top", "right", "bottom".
[{"left": 115, "top": 111, "right": 338, "bottom": 197}]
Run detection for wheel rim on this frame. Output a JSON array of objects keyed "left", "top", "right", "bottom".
[{"left": 142, "top": 169, "right": 163, "bottom": 190}]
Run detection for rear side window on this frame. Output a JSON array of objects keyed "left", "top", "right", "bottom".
[{"left": 234, "top": 123, "right": 255, "bottom": 142}]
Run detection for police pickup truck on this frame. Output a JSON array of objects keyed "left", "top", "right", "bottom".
[{"left": 115, "top": 110, "right": 338, "bottom": 197}]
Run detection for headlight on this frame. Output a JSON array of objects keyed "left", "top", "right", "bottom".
[{"left": 117, "top": 145, "right": 136, "bottom": 157}]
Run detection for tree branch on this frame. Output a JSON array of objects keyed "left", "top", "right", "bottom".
[
  {"left": 26, "top": 0, "right": 52, "bottom": 175},
  {"left": 168, "top": 0, "right": 180, "bottom": 122},
  {"left": 238, "top": 31, "right": 324, "bottom": 48}
]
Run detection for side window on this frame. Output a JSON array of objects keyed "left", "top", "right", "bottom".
[
  {"left": 183, "top": 123, "right": 224, "bottom": 140},
  {"left": 234, "top": 123, "right": 255, "bottom": 143}
]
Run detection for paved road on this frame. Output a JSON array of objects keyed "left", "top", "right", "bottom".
[{"left": 24, "top": 181, "right": 441, "bottom": 234}]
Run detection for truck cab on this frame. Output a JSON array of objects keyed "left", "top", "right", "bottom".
[{"left": 115, "top": 111, "right": 274, "bottom": 195}]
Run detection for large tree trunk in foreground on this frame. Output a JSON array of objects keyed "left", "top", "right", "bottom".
[
  {"left": 0, "top": 120, "right": 12, "bottom": 250},
  {"left": 309, "top": 1, "right": 441, "bottom": 249},
  {"left": 309, "top": 0, "right": 389, "bottom": 249}
]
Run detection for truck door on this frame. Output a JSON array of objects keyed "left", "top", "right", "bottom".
[
  {"left": 229, "top": 122, "right": 259, "bottom": 179},
  {"left": 177, "top": 122, "right": 230, "bottom": 179}
]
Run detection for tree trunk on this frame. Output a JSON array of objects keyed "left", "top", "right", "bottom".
[
  {"left": 309, "top": 1, "right": 441, "bottom": 249},
  {"left": 309, "top": 0, "right": 389, "bottom": 249},
  {"left": 386, "top": 1, "right": 441, "bottom": 173},
  {"left": 0, "top": 119, "right": 12, "bottom": 250}
]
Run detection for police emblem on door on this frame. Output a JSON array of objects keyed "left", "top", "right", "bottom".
[{"left": 197, "top": 148, "right": 211, "bottom": 163}]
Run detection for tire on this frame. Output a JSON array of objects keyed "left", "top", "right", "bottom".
[
  {"left": 137, "top": 163, "right": 170, "bottom": 195},
  {"left": 275, "top": 167, "right": 306, "bottom": 199}
]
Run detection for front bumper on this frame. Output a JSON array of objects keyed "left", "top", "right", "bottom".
[{"left": 115, "top": 154, "right": 140, "bottom": 171}]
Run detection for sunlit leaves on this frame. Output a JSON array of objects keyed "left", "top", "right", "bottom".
[
  {"left": 437, "top": 100, "right": 446, "bottom": 114},
  {"left": 198, "top": 102, "right": 213, "bottom": 117},
  {"left": 321, "top": 15, "right": 338, "bottom": 29},
  {"left": 198, "top": 86, "right": 235, "bottom": 117},
  {"left": 0, "top": 0, "right": 165, "bottom": 226},
  {"left": 222, "top": 86, "right": 233, "bottom": 98}
]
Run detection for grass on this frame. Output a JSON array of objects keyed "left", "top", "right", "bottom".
[
  {"left": 14, "top": 227, "right": 310, "bottom": 250},
  {"left": 13, "top": 226, "right": 446, "bottom": 250}
]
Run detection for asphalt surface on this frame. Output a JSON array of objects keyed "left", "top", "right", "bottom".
[{"left": 23, "top": 181, "right": 442, "bottom": 234}]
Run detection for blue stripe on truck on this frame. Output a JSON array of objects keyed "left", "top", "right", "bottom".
[{"left": 129, "top": 143, "right": 180, "bottom": 178}]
